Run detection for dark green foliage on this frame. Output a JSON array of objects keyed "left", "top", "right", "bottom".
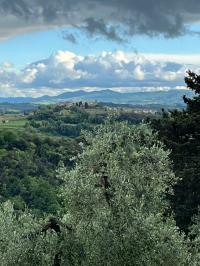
[
  {"left": 28, "top": 105, "right": 94, "bottom": 137},
  {"left": 117, "top": 110, "right": 147, "bottom": 124},
  {"left": 27, "top": 104, "right": 149, "bottom": 137},
  {"left": 84, "top": 102, "right": 89, "bottom": 109},
  {"left": 0, "top": 130, "right": 82, "bottom": 215},
  {"left": 0, "top": 104, "right": 152, "bottom": 216},
  {"left": 151, "top": 71, "right": 200, "bottom": 232}
]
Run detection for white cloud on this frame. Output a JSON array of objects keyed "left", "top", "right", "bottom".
[
  {"left": 141, "top": 53, "right": 200, "bottom": 65},
  {"left": 134, "top": 65, "right": 145, "bottom": 80},
  {"left": 0, "top": 50, "right": 199, "bottom": 97},
  {"left": 22, "top": 68, "right": 38, "bottom": 83},
  {"left": 2, "top": 62, "right": 13, "bottom": 69}
]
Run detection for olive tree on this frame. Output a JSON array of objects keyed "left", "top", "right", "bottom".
[
  {"left": 0, "top": 201, "right": 58, "bottom": 265},
  {"left": 58, "top": 122, "right": 192, "bottom": 265}
]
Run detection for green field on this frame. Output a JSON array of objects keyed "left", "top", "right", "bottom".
[{"left": 0, "top": 115, "right": 27, "bottom": 130}]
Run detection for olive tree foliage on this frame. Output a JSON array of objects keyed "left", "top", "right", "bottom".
[
  {"left": 0, "top": 201, "right": 84, "bottom": 266},
  {"left": 187, "top": 209, "right": 200, "bottom": 265},
  {"left": 0, "top": 201, "right": 58, "bottom": 266},
  {"left": 58, "top": 121, "right": 192, "bottom": 266}
]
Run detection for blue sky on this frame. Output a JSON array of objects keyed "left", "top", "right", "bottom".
[
  {"left": 1, "top": 26, "right": 200, "bottom": 69},
  {"left": 1, "top": 0, "right": 200, "bottom": 97}
]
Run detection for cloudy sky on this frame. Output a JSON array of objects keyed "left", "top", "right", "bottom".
[{"left": 0, "top": 0, "right": 200, "bottom": 97}]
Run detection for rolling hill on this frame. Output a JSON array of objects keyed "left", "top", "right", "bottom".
[{"left": 0, "top": 89, "right": 194, "bottom": 108}]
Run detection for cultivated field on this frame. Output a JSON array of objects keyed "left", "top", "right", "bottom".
[{"left": 0, "top": 115, "right": 27, "bottom": 130}]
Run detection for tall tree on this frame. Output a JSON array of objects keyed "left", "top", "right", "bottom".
[{"left": 151, "top": 70, "right": 200, "bottom": 233}]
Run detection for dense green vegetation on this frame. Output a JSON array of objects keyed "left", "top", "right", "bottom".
[
  {"left": 27, "top": 103, "right": 149, "bottom": 137},
  {"left": 0, "top": 122, "right": 197, "bottom": 266},
  {"left": 1, "top": 80, "right": 200, "bottom": 265},
  {"left": 151, "top": 71, "right": 200, "bottom": 233},
  {"left": 0, "top": 103, "right": 149, "bottom": 216},
  {"left": 0, "top": 129, "right": 82, "bottom": 215}
]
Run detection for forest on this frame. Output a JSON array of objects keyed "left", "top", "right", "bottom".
[{"left": 1, "top": 72, "right": 200, "bottom": 265}]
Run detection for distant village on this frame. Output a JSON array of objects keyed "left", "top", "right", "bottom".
[
  {"left": 0, "top": 100, "right": 157, "bottom": 125},
  {"left": 57, "top": 101, "right": 157, "bottom": 114}
]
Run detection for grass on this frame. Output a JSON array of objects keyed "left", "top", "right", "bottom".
[{"left": 0, "top": 115, "right": 27, "bottom": 130}]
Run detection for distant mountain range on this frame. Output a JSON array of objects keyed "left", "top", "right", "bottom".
[{"left": 0, "top": 89, "right": 194, "bottom": 108}]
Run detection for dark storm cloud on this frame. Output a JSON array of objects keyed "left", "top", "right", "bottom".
[
  {"left": 83, "top": 18, "right": 123, "bottom": 42},
  {"left": 0, "top": 0, "right": 200, "bottom": 40},
  {"left": 62, "top": 32, "right": 77, "bottom": 44}
]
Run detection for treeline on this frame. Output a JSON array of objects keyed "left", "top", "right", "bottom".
[
  {"left": 27, "top": 105, "right": 106, "bottom": 137},
  {"left": 27, "top": 104, "right": 149, "bottom": 137}
]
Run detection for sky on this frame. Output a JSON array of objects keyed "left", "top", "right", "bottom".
[{"left": 0, "top": 0, "right": 200, "bottom": 97}]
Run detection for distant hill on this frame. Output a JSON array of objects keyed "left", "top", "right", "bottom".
[{"left": 0, "top": 89, "right": 194, "bottom": 108}]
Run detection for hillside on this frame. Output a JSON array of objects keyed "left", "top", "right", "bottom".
[
  {"left": 0, "top": 103, "right": 153, "bottom": 215},
  {"left": 0, "top": 89, "right": 194, "bottom": 108}
]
